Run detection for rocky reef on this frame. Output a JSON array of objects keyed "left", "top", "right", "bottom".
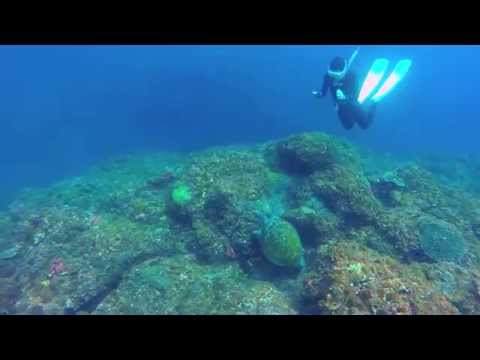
[{"left": 1, "top": 133, "right": 480, "bottom": 315}]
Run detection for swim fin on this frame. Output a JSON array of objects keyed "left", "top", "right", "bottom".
[
  {"left": 357, "top": 58, "right": 389, "bottom": 105},
  {"left": 370, "top": 59, "right": 412, "bottom": 103}
]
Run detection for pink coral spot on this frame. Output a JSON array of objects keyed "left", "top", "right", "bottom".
[{"left": 49, "top": 258, "right": 65, "bottom": 278}]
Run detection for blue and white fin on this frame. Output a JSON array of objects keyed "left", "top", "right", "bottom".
[
  {"left": 357, "top": 58, "right": 390, "bottom": 105},
  {"left": 370, "top": 59, "right": 412, "bottom": 103}
]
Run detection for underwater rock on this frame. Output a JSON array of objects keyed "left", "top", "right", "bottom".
[
  {"left": 377, "top": 208, "right": 470, "bottom": 265},
  {"left": 11, "top": 204, "right": 183, "bottom": 314},
  {"left": 379, "top": 170, "right": 407, "bottom": 188},
  {"left": 177, "top": 152, "right": 291, "bottom": 265},
  {"left": 310, "top": 165, "right": 382, "bottom": 226},
  {"left": 259, "top": 218, "right": 304, "bottom": 269},
  {"left": 372, "top": 164, "right": 480, "bottom": 262},
  {"left": 192, "top": 219, "right": 229, "bottom": 263},
  {"left": 0, "top": 245, "right": 19, "bottom": 260},
  {"left": 414, "top": 153, "right": 480, "bottom": 192},
  {"left": 165, "top": 149, "right": 274, "bottom": 226},
  {"left": 93, "top": 254, "right": 297, "bottom": 315},
  {"left": 305, "top": 241, "right": 460, "bottom": 315},
  {"left": 182, "top": 150, "right": 271, "bottom": 204},
  {"left": 343, "top": 225, "right": 397, "bottom": 257},
  {"left": 418, "top": 219, "right": 467, "bottom": 264},
  {"left": 0, "top": 260, "right": 16, "bottom": 278},
  {"left": 191, "top": 210, "right": 261, "bottom": 265},
  {"left": 207, "top": 194, "right": 260, "bottom": 253},
  {"left": 371, "top": 169, "right": 407, "bottom": 207},
  {"left": 10, "top": 206, "right": 89, "bottom": 245},
  {"left": 6, "top": 130, "right": 480, "bottom": 315},
  {"left": 283, "top": 206, "right": 338, "bottom": 246},
  {"left": 473, "top": 224, "right": 480, "bottom": 240},
  {"left": 395, "top": 164, "right": 437, "bottom": 191},
  {"left": 203, "top": 190, "right": 234, "bottom": 221},
  {"left": 376, "top": 208, "right": 427, "bottom": 260},
  {"left": 421, "top": 262, "right": 479, "bottom": 313},
  {"left": 285, "top": 178, "right": 317, "bottom": 209},
  {"left": 123, "top": 195, "right": 167, "bottom": 225},
  {"left": 0, "top": 215, "right": 13, "bottom": 240},
  {"left": 189, "top": 192, "right": 261, "bottom": 263},
  {"left": 146, "top": 168, "right": 177, "bottom": 190},
  {"left": 0, "top": 278, "right": 21, "bottom": 313},
  {"left": 472, "top": 216, "right": 480, "bottom": 240},
  {"left": 273, "top": 132, "right": 359, "bottom": 175},
  {"left": 0, "top": 219, "right": 22, "bottom": 259},
  {"left": 391, "top": 164, "right": 457, "bottom": 213}
]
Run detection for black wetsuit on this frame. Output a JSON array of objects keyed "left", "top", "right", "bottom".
[{"left": 319, "top": 71, "right": 376, "bottom": 130}]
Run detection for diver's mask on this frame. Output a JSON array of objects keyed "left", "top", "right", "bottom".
[
  {"left": 327, "top": 48, "right": 359, "bottom": 80},
  {"left": 327, "top": 59, "right": 348, "bottom": 80}
]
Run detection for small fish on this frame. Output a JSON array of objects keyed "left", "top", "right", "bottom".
[
  {"left": 225, "top": 245, "right": 237, "bottom": 259},
  {"left": 90, "top": 215, "right": 101, "bottom": 226}
]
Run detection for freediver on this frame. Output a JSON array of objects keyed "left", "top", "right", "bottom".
[{"left": 312, "top": 49, "right": 377, "bottom": 130}]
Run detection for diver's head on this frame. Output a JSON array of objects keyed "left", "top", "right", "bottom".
[{"left": 328, "top": 56, "right": 348, "bottom": 80}]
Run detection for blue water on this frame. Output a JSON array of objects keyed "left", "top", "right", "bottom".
[{"left": 1, "top": 45, "right": 479, "bottom": 208}]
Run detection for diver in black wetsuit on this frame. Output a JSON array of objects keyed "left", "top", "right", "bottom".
[{"left": 312, "top": 55, "right": 377, "bottom": 130}]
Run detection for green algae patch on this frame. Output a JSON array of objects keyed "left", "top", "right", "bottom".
[{"left": 171, "top": 184, "right": 192, "bottom": 206}]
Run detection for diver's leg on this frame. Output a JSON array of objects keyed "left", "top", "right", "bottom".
[
  {"left": 368, "top": 102, "right": 377, "bottom": 122},
  {"left": 357, "top": 103, "right": 377, "bottom": 129},
  {"left": 338, "top": 104, "right": 355, "bottom": 130}
]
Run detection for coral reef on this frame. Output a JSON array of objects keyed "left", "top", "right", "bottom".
[
  {"left": 418, "top": 218, "right": 467, "bottom": 264},
  {"left": 302, "top": 241, "right": 460, "bottom": 315},
  {"left": 310, "top": 165, "right": 382, "bottom": 226},
  {"left": 272, "top": 132, "right": 360, "bottom": 175},
  {"left": 1, "top": 132, "right": 480, "bottom": 315},
  {"left": 283, "top": 204, "right": 338, "bottom": 246}
]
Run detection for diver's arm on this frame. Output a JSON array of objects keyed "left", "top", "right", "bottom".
[
  {"left": 320, "top": 74, "right": 331, "bottom": 96},
  {"left": 312, "top": 74, "right": 331, "bottom": 98}
]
